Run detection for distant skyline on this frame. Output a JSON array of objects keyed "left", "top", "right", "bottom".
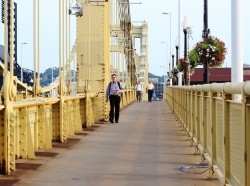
[{"left": 0, "top": 1, "right": 249, "bottom": 77}]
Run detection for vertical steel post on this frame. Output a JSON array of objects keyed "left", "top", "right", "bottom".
[
  {"left": 172, "top": 54, "right": 174, "bottom": 70},
  {"left": 171, "top": 54, "right": 175, "bottom": 85},
  {"left": 231, "top": 0, "right": 243, "bottom": 84},
  {"left": 183, "top": 29, "right": 187, "bottom": 85},
  {"left": 202, "top": 0, "right": 209, "bottom": 84},
  {"left": 175, "top": 45, "right": 179, "bottom": 67},
  {"left": 175, "top": 45, "right": 179, "bottom": 85}
]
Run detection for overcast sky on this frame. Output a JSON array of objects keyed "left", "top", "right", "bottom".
[{"left": 0, "top": 0, "right": 249, "bottom": 76}]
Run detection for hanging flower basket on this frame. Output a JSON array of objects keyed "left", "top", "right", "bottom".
[
  {"left": 177, "top": 58, "right": 188, "bottom": 72},
  {"left": 189, "top": 36, "right": 227, "bottom": 68}
]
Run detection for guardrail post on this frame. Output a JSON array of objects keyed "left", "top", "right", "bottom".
[
  {"left": 37, "top": 104, "right": 52, "bottom": 149},
  {"left": 189, "top": 88, "right": 195, "bottom": 139},
  {"left": 242, "top": 85, "right": 248, "bottom": 186},
  {"left": 193, "top": 89, "right": 201, "bottom": 146},
  {"left": 209, "top": 91, "right": 217, "bottom": 176},
  {"left": 73, "top": 99, "right": 83, "bottom": 131},
  {"left": 245, "top": 90, "right": 250, "bottom": 185},
  {"left": 222, "top": 92, "right": 232, "bottom": 185}
]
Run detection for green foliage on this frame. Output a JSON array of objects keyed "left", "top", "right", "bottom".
[
  {"left": 188, "top": 48, "right": 199, "bottom": 69},
  {"left": 188, "top": 36, "right": 227, "bottom": 69},
  {"left": 40, "top": 67, "right": 59, "bottom": 86}
]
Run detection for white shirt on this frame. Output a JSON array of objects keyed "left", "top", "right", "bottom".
[
  {"left": 147, "top": 83, "right": 154, "bottom": 90},
  {"left": 135, "top": 84, "right": 143, "bottom": 91}
]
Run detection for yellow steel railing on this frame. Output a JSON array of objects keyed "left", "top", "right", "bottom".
[
  {"left": 0, "top": 88, "right": 135, "bottom": 175},
  {"left": 165, "top": 82, "right": 250, "bottom": 186}
]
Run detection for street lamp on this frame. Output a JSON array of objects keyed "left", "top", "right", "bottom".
[
  {"left": 161, "top": 41, "right": 168, "bottom": 64},
  {"left": 172, "top": 48, "right": 178, "bottom": 85},
  {"left": 161, "top": 41, "right": 172, "bottom": 86},
  {"left": 21, "top": 42, "right": 28, "bottom": 82},
  {"left": 175, "top": 37, "right": 179, "bottom": 67},
  {"left": 160, "top": 65, "right": 166, "bottom": 85},
  {"left": 171, "top": 49, "right": 175, "bottom": 69},
  {"left": 162, "top": 12, "right": 172, "bottom": 70},
  {"left": 175, "top": 37, "right": 181, "bottom": 86},
  {"left": 161, "top": 41, "right": 168, "bottom": 67},
  {"left": 182, "top": 16, "right": 189, "bottom": 85},
  {"left": 160, "top": 65, "right": 165, "bottom": 99},
  {"left": 171, "top": 50, "right": 175, "bottom": 85},
  {"left": 202, "top": 0, "right": 210, "bottom": 84}
]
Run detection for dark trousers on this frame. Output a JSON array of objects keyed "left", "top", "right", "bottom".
[
  {"left": 136, "top": 91, "right": 142, "bottom": 101},
  {"left": 109, "top": 95, "right": 121, "bottom": 122},
  {"left": 148, "top": 89, "right": 153, "bottom": 102}
]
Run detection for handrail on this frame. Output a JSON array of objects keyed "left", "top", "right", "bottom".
[{"left": 165, "top": 81, "right": 250, "bottom": 186}]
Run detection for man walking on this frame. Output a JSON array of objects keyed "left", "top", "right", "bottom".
[
  {"left": 146, "top": 79, "right": 154, "bottom": 102},
  {"left": 105, "top": 74, "right": 124, "bottom": 123},
  {"left": 135, "top": 80, "right": 143, "bottom": 102}
]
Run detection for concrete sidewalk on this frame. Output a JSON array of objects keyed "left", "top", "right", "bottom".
[{"left": 12, "top": 101, "right": 220, "bottom": 186}]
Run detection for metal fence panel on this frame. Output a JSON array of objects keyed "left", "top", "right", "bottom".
[
  {"left": 215, "top": 99, "right": 224, "bottom": 171},
  {"left": 228, "top": 103, "right": 244, "bottom": 186}
]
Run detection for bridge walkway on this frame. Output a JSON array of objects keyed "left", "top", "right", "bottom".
[{"left": 11, "top": 101, "right": 220, "bottom": 186}]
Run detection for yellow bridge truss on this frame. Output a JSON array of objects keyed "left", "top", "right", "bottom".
[{"left": 0, "top": 0, "right": 148, "bottom": 174}]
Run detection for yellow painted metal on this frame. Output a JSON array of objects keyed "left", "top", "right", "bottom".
[
  {"left": 206, "top": 97, "right": 211, "bottom": 150},
  {"left": 52, "top": 101, "right": 60, "bottom": 141},
  {"left": 2, "top": 0, "right": 16, "bottom": 174},
  {"left": 4, "top": 0, "right": 8, "bottom": 75},
  {"left": 0, "top": 109, "right": 4, "bottom": 169},
  {"left": 166, "top": 84, "right": 250, "bottom": 185},
  {"left": 246, "top": 104, "right": 250, "bottom": 186},
  {"left": 215, "top": 99, "right": 224, "bottom": 173},
  {"left": 17, "top": 106, "right": 34, "bottom": 159},
  {"left": 228, "top": 102, "right": 244, "bottom": 185},
  {"left": 62, "top": 100, "right": 69, "bottom": 138},
  {"left": 72, "top": 99, "right": 83, "bottom": 132},
  {"left": 77, "top": 0, "right": 111, "bottom": 122},
  {"left": 0, "top": 0, "right": 139, "bottom": 175},
  {"left": 37, "top": 104, "right": 52, "bottom": 149}
]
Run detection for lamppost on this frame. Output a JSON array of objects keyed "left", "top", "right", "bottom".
[
  {"left": 162, "top": 12, "right": 172, "bottom": 70},
  {"left": 160, "top": 65, "right": 165, "bottom": 99},
  {"left": 169, "top": 63, "right": 171, "bottom": 75},
  {"left": 160, "top": 65, "right": 166, "bottom": 85},
  {"left": 171, "top": 49, "right": 175, "bottom": 69},
  {"left": 175, "top": 38, "right": 179, "bottom": 67},
  {"left": 182, "top": 16, "right": 189, "bottom": 85},
  {"left": 21, "top": 42, "right": 28, "bottom": 82},
  {"left": 161, "top": 41, "right": 172, "bottom": 86},
  {"left": 175, "top": 38, "right": 180, "bottom": 85},
  {"left": 202, "top": 0, "right": 210, "bottom": 84},
  {"left": 171, "top": 51, "right": 175, "bottom": 85}
]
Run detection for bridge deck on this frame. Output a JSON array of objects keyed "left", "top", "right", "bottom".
[{"left": 12, "top": 101, "right": 220, "bottom": 186}]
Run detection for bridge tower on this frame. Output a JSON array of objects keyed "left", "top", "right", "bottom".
[
  {"left": 132, "top": 22, "right": 149, "bottom": 99},
  {"left": 76, "top": 0, "right": 110, "bottom": 122}
]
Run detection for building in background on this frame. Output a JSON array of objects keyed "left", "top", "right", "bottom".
[
  {"left": 189, "top": 67, "right": 250, "bottom": 84},
  {"left": 152, "top": 78, "right": 164, "bottom": 100}
]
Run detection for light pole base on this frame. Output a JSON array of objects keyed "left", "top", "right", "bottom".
[
  {"left": 170, "top": 79, "right": 173, "bottom": 86},
  {"left": 178, "top": 72, "right": 182, "bottom": 86}
]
